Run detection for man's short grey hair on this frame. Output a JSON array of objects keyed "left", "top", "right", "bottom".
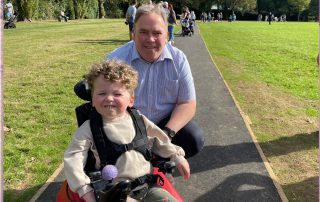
[{"left": 134, "top": 3, "right": 168, "bottom": 27}]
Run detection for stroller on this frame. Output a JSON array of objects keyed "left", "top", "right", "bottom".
[
  {"left": 180, "top": 18, "right": 194, "bottom": 37},
  {"left": 4, "top": 14, "right": 17, "bottom": 29}
]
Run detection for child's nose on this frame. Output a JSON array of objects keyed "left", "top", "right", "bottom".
[{"left": 105, "top": 95, "right": 113, "bottom": 101}]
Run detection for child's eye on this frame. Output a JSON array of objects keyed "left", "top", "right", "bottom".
[
  {"left": 98, "top": 92, "right": 106, "bottom": 96},
  {"left": 114, "top": 93, "right": 122, "bottom": 96}
]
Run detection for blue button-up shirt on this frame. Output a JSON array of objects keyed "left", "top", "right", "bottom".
[{"left": 106, "top": 41, "right": 196, "bottom": 124}]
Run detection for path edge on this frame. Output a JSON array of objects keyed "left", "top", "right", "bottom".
[
  {"left": 29, "top": 162, "right": 64, "bottom": 202},
  {"left": 197, "top": 26, "right": 289, "bottom": 202}
]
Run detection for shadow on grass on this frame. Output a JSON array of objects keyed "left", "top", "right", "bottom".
[
  {"left": 259, "top": 131, "right": 318, "bottom": 157},
  {"left": 74, "top": 39, "right": 128, "bottom": 46},
  {"left": 194, "top": 173, "right": 282, "bottom": 202},
  {"left": 4, "top": 184, "right": 43, "bottom": 202},
  {"left": 188, "top": 131, "right": 318, "bottom": 174},
  {"left": 282, "top": 176, "right": 318, "bottom": 202}
]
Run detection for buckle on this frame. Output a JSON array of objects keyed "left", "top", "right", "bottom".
[
  {"left": 124, "top": 143, "right": 134, "bottom": 151},
  {"left": 136, "top": 176, "right": 146, "bottom": 184}
]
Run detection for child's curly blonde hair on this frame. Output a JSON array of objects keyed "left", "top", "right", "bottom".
[{"left": 85, "top": 59, "right": 138, "bottom": 95}]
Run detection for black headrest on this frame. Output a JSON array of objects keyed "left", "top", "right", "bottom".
[{"left": 74, "top": 80, "right": 92, "bottom": 101}]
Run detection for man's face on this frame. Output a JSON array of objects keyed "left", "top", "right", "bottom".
[{"left": 133, "top": 13, "right": 168, "bottom": 63}]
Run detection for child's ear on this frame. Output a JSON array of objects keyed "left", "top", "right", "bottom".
[{"left": 128, "top": 96, "right": 134, "bottom": 107}]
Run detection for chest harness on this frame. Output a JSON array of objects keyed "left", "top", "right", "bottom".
[{"left": 75, "top": 103, "right": 152, "bottom": 171}]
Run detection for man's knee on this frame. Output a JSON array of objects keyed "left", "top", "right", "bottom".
[{"left": 173, "top": 122, "right": 204, "bottom": 158}]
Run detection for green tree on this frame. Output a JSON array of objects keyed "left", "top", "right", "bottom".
[
  {"left": 16, "top": 0, "right": 39, "bottom": 21},
  {"left": 98, "top": 0, "right": 106, "bottom": 18},
  {"left": 308, "top": 0, "right": 318, "bottom": 21},
  {"left": 288, "top": 0, "right": 310, "bottom": 21}
]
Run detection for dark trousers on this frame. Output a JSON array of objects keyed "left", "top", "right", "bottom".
[{"left": 157, "top": 116, "right": 205, "bottom": 158}]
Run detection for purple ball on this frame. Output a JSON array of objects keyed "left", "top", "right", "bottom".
[{"left": 101, "top": 165, "right": 118, "bottom": 181}]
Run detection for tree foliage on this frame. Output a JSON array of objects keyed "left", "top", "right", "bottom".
[
  {"left": 16, "top": 0, "right": 39, "bottom": 21},
  {"left": 9, "top": 0, "right": 318, "bottom": 21},
  {"left": 288, "top": 0, "right": 311, "bottom": 20}
]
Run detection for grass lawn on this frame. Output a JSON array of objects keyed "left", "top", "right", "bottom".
[
  {"left": 3, "top": 19, "right": 129, "bottom": 201},
  {"left": 199, "top": 21, "right": 318, "bottom": 202},
  {"left": 3, "top": 19, "right": 318, "bottom": 202}
]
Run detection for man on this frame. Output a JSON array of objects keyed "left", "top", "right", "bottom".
[
  {"left": 5, "top": 0, "right": 14, "bottom": 21},
  {"left": 125, "top": 0, "right": 137, "bottom": 41},
  {"left": 106, "top": 3, "right": 204, "bottom": 158}
]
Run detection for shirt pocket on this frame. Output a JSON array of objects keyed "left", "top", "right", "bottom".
[{"left": 158, "top": 79, "right": 179, "bottom": 104}]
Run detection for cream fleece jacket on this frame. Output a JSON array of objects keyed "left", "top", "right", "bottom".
[{"left": 64, "top": 111, "right": 186, "bottom": 197}]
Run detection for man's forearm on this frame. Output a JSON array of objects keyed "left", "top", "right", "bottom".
[{"left": 165, "top": 100, "right": 196, "bottom": 133}]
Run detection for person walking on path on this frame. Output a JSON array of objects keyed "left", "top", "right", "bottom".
[
  {"left": 167, "top": 3, "right": 177, "bottom": 45},
  {"left": 106, "top": 3, "right": 204, "bottom": 159},
  {"left": 126, "top": 0, "right": 137, "bottom": 41}
]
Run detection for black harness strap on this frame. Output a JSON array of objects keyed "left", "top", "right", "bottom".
[
  {"left": 89, "top": 107, "right": 152, "bottom": 170},
  {"left": 90, "top": 109, "right": 109, "bottom": 168}
]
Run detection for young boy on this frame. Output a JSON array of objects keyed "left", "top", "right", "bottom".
[{"left": 64, "top": 59, "right": 190, "bottom": 202}]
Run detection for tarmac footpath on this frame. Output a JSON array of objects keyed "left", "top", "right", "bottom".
[{"left": 30, "top": 25, "right": 288, "bottom": 202}]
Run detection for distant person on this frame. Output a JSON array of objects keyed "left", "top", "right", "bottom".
[
  {"left": 125, "top": 0, "right": 137, "bottom": 41},
  {"left": 268, "top": 12, "right": 272, "bottom": 25},
  {"left": 162, "top": 1, "right": 169, "bottom": 16},
  {"left": 64, "top": 59, "right": 190, "bottom": 202},
  {"left": 190, "top": 11, "right": 196, "bottom": 25},
  {"left": 232, "top": 12, "right": 236, "bottom": 21},
  {"left": 181, "top": 6, "right": 190, "bottom": 21},
  {"left": 167, "top": 3, "right": 177, "bottom": 45},
  {"left": 59, "top": 10, "right": 69, "bottom": 22},
  {"left": 208, "top": 12, "right": 212, "bottom": 22},
  {"left": 5, "top": 0, "right": 14, "bottom": 21},
  {"left": 200, "top": 12, "right": 205, "bottom": 22}
]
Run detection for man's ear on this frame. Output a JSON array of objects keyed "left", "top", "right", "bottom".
[
  {"left": 132, "top": 29, "right": 136, "bottom": 40},
  {"left": 129, "top": 96, "right": 135, "bottom": 107}
]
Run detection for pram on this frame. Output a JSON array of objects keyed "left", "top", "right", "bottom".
[
  {"left": 4, "top": 14, "right": 17, "bottom": 29},
  {"left": 180, "top": 18, "right": 194, "bottom": 37}
]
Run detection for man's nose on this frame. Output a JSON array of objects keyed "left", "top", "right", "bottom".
[{"left": 146, "top": 33, "right": 156, "bottom": 42}]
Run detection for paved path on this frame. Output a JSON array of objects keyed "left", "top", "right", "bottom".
[{"left": 31, "top": 25, "right": 285, "bottom": 202}]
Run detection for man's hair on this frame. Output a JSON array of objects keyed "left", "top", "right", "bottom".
[
  {"left": 134, "top": 3, "right": 168, "bottom": 27},
  {"left": 85, "top": 59, "right": 138, "bottom": 95},
  {"left": 129, "top": 0, "right": 136, "bottom": 5}
]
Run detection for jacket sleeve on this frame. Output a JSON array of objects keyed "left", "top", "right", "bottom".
[
  {"left": 64, "top": 120, "right": 95, "bottom": 198},
  {"left": 142, "top": 115, "right": 187, "bottom": 165}
]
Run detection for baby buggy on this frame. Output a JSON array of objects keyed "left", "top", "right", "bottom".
[
  {"left": 4, "top": 14, "right": 17, "bottom": 29},
  {"left": 180, "top": 19, "right": 194, "bottom": 37}
]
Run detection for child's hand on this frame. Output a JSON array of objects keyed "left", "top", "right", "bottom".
[
  {"left": 176, "top": 160, "right": 190, "bottom": 180},
  {"left": 82, "top": 191, "right": 96, "bottom": 202}
]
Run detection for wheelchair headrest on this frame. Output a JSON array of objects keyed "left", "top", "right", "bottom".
[{"left": 74, "top": 79, "right": 92, "bottom": 101}]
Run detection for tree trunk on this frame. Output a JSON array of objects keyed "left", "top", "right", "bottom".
[
  {"left": 73, "top": 0, "right": 79, "bottom": 19},
  {"left": 98, "top": 0, "right": 106, "bottom": 18}
]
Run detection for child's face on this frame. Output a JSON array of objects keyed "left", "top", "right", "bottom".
[{"left": 92, "top": 75, "right": 134, "bottom": 120}]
